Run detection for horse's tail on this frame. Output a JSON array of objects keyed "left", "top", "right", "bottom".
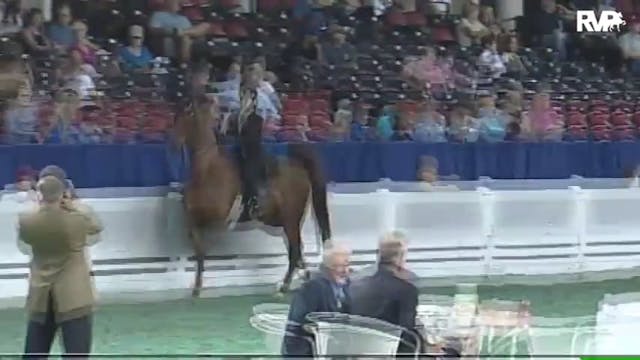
[{"left": 288, "top": 143, "right": 331, "bottom": 242}]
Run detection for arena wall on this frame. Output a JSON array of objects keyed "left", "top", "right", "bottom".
[{"left": 3, "top": 184, "right": 640, "bottom": 308}]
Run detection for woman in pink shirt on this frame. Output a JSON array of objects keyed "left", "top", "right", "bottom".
[
  {"left": 524, "top": 92, "right": 564, "bottom": 141},
  {"left": 71, "top": 20, "right": 100, "bottom": 66},
  {"left": 402, "top": 47, "right": 452, "bottom": 90}
]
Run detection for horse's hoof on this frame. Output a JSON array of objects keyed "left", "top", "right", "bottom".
[
  {"left": 192, "top": 288, "right": 201, "bottom": 298},
  {"left": 276, "top": 281, "right": 289, "bottom": 294}
]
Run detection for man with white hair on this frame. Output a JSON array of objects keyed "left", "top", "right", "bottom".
[
  {"left": 350, "top": 231, "right": 422, "bottom": 355},
  {"left": 282, "top": 241, "right": 352, "bottom": 357}
]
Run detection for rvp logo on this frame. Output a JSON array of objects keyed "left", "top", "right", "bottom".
[{"left": 576, "top": 10, "right": 626, "bottom": 32}]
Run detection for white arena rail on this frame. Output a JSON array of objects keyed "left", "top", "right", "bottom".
[{"left": 3, "top": 182, "right": 640, "bottom": 307}]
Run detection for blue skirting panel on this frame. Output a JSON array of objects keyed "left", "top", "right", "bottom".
[{"left": 1, "top": 142, "right": 639, "bottom": 188}]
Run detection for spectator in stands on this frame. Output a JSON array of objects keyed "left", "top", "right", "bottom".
[
  {"left": 456, "top": 2, "right": 489, "bottom": 47},
  {"left": 376, "top": 104, "right": 396, "bottom": 141},
  {"left": 118, "top": 25, "right": 154, "bottom": 72},
  {"left": 448, "top": 103, "right": 479, "bottom": 143},
  {"left": 226, "top": 61, "right": 241, "bottom": 81},
  {"left": 0, "top": 39, "right": 33, "bottom": 98},
  {"left": 4, "top": 81, "right": 38, "bottom": 144},
  {"left": 350, "top": 231, "right": 421, "bottom": 355},
  {"left": 478, "top": 35, "right": 506, "bottom": 79},
  {"left": 418, "top": 156, "right": 439, "bottom": 186},
  {"left": 148, "top": 0, "right": 210, "bottom": 62},
  {"left": 282, "top": 242, "right": 352, "bottom": 357},
  {"left": 347, "top": 101, "right": 370, "bottom": 141},
  {"left": 413, "top": 99, "right": 447, "bottom": 143},
  {"left": 532, "top": 0, "right": 575, "bottom": 60},
  {"left": 71, "top": 20, "right": 100, "bottom": 66},
  {"left": 402, "top": 47, "right": 452, "bottom": 91},
  {"left": 58, "top": 49, "right": 97, "bottom": 99},
  {"left": 217, "top": 61, "right": 281, "bottom": 125},
  {"left": 321, "top": 26, "right": 356, "bottom": 66},
  {"left": 392, "top": 112, "right": 415, "bottom": 141},
  {"left": 1, "top": 0, "right": 23, "bottom": 26},
  {"left": 46, "top": 4, "right": 74, "bottom": 51},
  {"left": 479, "top": 5, "right": 501, "bottom": 36},
  {"left": 18, "top": 175, "right": 101, "bottom": 358},
  {"left": 20, "top": 7, "right": 53, "bottom": 56},
  {"left": 523, "top": 91, "right": 564, "bottom": 141},
  {"left": 9, "top": 165, "right": 38, "bottom": 203},
  {"left": 499, "top": 34, "right": 528, "bottom": 77},
  {"left": 619, "top": 19, "right": 640, "bottom": 76},
  {"left": 293, "top": 0, "right": 328, "bottom": 37},
  {"left": 42, "top": 89, "right": 83, "bottom": 144},
  {"left": 283, "top": 34, "right": 321, "bottom": 63},
  {"left": 477, "top": 94, "right": 507, "bottom": 142},
  {"left": 331, "top": 98, "right": 353, "bottom": 141}
]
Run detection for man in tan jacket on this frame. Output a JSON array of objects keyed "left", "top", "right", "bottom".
[{"left": 18, "top": 175, "right": 103, "bottom": 357}]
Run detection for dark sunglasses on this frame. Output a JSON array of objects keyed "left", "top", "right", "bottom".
[{"left": 130, "top": 36, "right": 143, "bottom": 39}]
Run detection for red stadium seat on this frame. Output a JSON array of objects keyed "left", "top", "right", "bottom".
[
  {"left": 385, "top": 11, "right": 407, "bottom": 27},
  {"left": 257, "top": 0, "right": 282, "bottom": 12},
  {"left": 224, "top": 20, "right": 250, "bottom": 39},
  {"left": 116, "top": 116, "right": 138, "bottom": 129},
  {"left": 613, "top": 128, "right": 636, "bottom": 141},
  {"left": 309, "top": 99, "right": 330, "bottom": 113},
  {"left": 282, "top": 99, "right": 309, "bottom": 114},
  {"left": 306, "top": 89, "right": 331, "bottom": 101},
  {"left": 182, "top": 7, "right": 204, "bottom": 22},
  {"left": 566, "top": 126, "right": 588, "bottom": 141},
  {"left": 565, "top": 112, "right": 587, "bottom": 128},
  {"left": 149, "top": 0, "right": 165, "bottom": 11},
  {"left": 405, "top": 12, "right": 427, "bottom": 27},
  {"left": 208, "top": 21, "right": 227, "bottom": 37},
  {"left": 589, "top": 113, "right": 610, "bottom": 127},
  {"left": 611, "top": 112, "right": 632, "bottom": 128},
  {"left": 592, "top": 128, "right": 612, "bottom": 141},
  {"left": 309, "top": 113, "right": 332, "bottom": 129}
]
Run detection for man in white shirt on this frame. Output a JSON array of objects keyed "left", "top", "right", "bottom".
[{"left": 619, "top": 20, "right": 640, "bottom": 75}]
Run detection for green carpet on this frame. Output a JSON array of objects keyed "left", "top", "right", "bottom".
[{"left": 1, "top": 277, "right": 639, "bottom": 355}]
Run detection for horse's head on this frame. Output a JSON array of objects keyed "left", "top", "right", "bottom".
[{"left": 172, "top": 94, "right": 219, "bottom": 151}]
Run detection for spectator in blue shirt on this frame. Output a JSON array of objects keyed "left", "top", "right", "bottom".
[
  {"left": 4, "top": 84, "right": 39, "bottom": 144},
  {"left": 118, "top": 25, "right": 154, "bottom": 72},
  {"left": 148, "top": 0, "right": 210, "bottom": 62},
  {"left": 46, "top": 4, "right": 75, "bottom": 51}
]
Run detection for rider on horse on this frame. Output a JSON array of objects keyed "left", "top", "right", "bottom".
[{"left": 237, "top": 59, "right": 268, "bottom": 220}]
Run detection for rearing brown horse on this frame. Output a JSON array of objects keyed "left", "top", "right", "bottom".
[{"left": 172, "top": 95, "right": 331, "bottom": 297}]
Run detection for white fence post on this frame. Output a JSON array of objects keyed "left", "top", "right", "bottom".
[
  {"left": 376, "top": 188, "right": 396, "bottom": 234},
  {"left": 571, "top": 185, "right": 587, "bottom": 271},
  {"left": 478, "top": 187, "right": 498, "bottom": 276}
]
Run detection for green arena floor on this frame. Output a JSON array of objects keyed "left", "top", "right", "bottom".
[{"left": 1, "top": 277, "right": 640, "bottom": 356}]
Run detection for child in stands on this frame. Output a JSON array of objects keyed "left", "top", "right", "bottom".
[
  {"left": 523, "top": 91, "right": 564, "bottom": 142},
  {"left": 332, "top": 98, "right": 353, "bottom": 141},
  {"left": 4, "top": 82, "right": 39, "bottom": 144},
  {"left": 413, "top": 99, "right": 446, "bottom": 143},
  {"left": 476, "top": 93, "right": 507, "bottom": 143},
  {"left": 448, "top": 103, "right": 479, "bottom": 143}
]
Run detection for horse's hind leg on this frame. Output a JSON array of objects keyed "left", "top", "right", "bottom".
[
  {"left": 278, "top": 223, "right": 306, "bottom": 294},
  {"left": 190, "top": 226, "right": 205, "bottom": 298}
]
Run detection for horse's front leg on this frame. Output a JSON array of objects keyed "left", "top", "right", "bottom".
[{"left": 187, "top": 218, "right": 205, "bottom": 298}]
